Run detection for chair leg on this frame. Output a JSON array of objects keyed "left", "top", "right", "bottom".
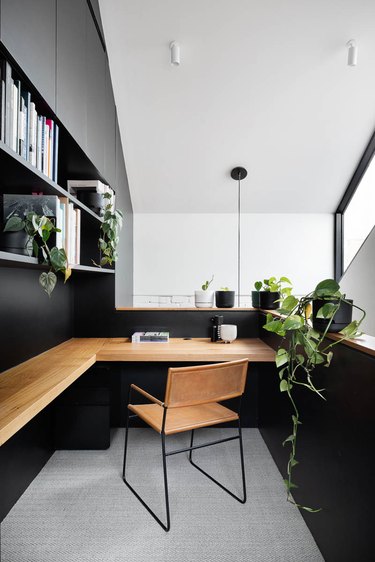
[
  {"left": 188, "top": 422, "right": 246, "bottom": 504},
  {"left": 122, "top": 409, "right": 171, "bottom": 532}
]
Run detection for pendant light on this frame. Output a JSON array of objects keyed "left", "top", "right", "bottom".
[{"left": 231, "top": 167, "right": 248, "bottom": 307}]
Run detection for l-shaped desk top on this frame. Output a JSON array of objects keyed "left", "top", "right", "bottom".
[{"left": 0, "top": 337, "right": 275, "bottom": 447}]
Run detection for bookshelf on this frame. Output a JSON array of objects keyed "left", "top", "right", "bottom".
[{"left": 0, "top": 42, "right": 115, "bottom": 272}]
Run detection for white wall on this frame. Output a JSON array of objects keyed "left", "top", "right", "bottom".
[
  {"left": 132, "top": 213, "right": 334, "bottom": 306},
  {"left": 340, "top": 226, "right": 375, "bottom": 336}
]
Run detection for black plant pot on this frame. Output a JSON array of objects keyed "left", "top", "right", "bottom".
[
  {"left": 215, "top": 291, "right": 235, "bottom": 308},
  {"left": 0, "top": 229, "right": 30, "bottom": 255},
  {"left": 259, "top": 291, "right": 280, "bottom": 310},
  {"left": 252, "top": 291, "right": 260, "bottom": 308},
  {"left": 312, "top": 298, "right": 353, "bottom": 333},
  {"left": 77, "top": 191, "right": 105, "bottom": 215}
]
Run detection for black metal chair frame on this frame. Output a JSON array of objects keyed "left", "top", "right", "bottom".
[{"left": 122, "top": 385, "right": 247, "bottom": 532}]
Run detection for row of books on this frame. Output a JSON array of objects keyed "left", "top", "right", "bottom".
[
  {"left": 3, "top": 194, "right": 80, "bottom": 265},
  {"left": 0, "top": 60, "right": 59, "bottom": 182}
]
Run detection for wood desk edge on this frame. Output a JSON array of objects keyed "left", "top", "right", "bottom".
[{"left": 0, "top": 337, "right": 274, "bottom": 446}]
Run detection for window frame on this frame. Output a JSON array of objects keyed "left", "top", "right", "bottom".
[{"left": 335, "top": 130, "right": 375, "bottom": 280}]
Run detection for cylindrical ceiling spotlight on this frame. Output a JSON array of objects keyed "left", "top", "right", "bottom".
[
  {"left": 346, "top": 39, "right": 358, "bottom": 66},
  {"left": 170, "top": 41, "right": 180, "bottom": 66}
]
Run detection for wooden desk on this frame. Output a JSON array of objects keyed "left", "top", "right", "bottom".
[
  {"left": 97, "top": 337, "right": 274, "bottom": 362},
  {"left": 0, "top": 337, "right": 275, "bottom": 446}
]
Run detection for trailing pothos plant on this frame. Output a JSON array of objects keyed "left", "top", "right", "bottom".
[
  {"left": 94, "top": 192, "right": 123, "bottom": 267},
  {"left": 263, "top": 278, "right": 365, "bottom": 512},
  {"left": 3, "top": 212, "right": 71, "bottom": 297}
]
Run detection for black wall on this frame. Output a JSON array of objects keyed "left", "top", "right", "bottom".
[
  {"left": 260, "top": 319, "right": 375, "bottom": 562},
  {"left": 0, "top": 266, "right": 73, "bottom": 371},
  {"left": 73, "top": 273, "right": 259, "bottom": 338}
]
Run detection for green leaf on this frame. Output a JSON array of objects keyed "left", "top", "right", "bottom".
[
  {"left": 316, "top": 302, "right": 338, "bottom": 319},
  {"left": 296, "top": 354, "right": 305, "bottom": 364},
  {"left": 49, "top": 247, "right": 67, "bottom": 272},
  {"left": 41, "top": 247, "right": 48, "bottom": 262},
  {"left": 282, "top": 434, "right": 295, "bottom": 445},
  {"left": 3, "top": 216, "right": 25, "bottom": 232},
  {"left": 290, "top": 458, "right": 299, "bottom": 467},
  {"left": 339, "top": 321, "right": 360, "bottom": 338},
  {"left": 308, "top": 328, "right": 321, "bottom": 341},
  {"left": 281, "top": 295, "right": 299, "bottom": 312},
  {"left": 103, "top": 192, "right": 112, "bottom": 199},
  {"left": 32, "top": 239, "right": 39, "bottom": 258},
  {"left": 292, "top": 415, "right": 302, "bottom": 425},
  {"left": 283, "top": 315, "right": 304, "bottom": 331},
  {"left": 42, "top": 229, "right": 51, "bottom": 242},
  {"left": 282, "top": 287, "right": 292, "bottom": 297},
  {"left": 254, "top": 281, "right": 262, "bottom": 291},
  {"left": 263, "top": 319, "right": 286, "bottom": 336},
  {"left": 280, "top": 276, "right": 292, "bottom": 285},
  {"left": 314, "top": 279, "right": 340, "bottom": 297},
  {"left": 310, "top": 352, "right": 325, "bottom": 365},
  {"left": 276, "top": 348, "right": 289, "bottom": 367},
  {"left": 278, "top": 366, "right": 288, "bottom": 380},
  {"left": 39, "top": 271, "right": 57, "bottom": 297},
  {"left": 325, "top": 351, "right": 333, "bottom": 367},
  {"left": 280, "top": 379, "right": 290, "bottom": 392}
]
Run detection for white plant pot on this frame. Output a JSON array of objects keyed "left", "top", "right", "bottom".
[{"left": 194, "top": 290, "right": 214, "bottom": 308}]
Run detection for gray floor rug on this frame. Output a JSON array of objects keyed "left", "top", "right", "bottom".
[{"left": 1, "top": 428, "right": 324, "bottom": 561}]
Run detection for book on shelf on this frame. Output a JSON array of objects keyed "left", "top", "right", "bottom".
[
  {"left": 131, "top": 332, "right": 170, "bottom": 343},
  {"left": 0, "top": 57, "right": 59, "bottom": 182}
]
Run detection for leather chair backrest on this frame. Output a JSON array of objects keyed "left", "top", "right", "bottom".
[{"left": 164, "top": 358, "right": 248, "bottom": 408}]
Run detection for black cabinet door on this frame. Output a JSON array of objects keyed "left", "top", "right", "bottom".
[
  {"left": 0, "top": 0, "right": 56, "bottom": 109},
  {"left": 86, "top": 8, "right": 105, "bottom": 176},
  {"left": 104, "top": 61, "right": 116, "bottom": 188},
  {"left": 56, "top": 0, "right": 87, "bottom": 151}
]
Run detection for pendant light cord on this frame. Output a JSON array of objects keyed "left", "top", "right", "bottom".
[{"left": 238, "top": 175, "right": 241, "bottom": 308}]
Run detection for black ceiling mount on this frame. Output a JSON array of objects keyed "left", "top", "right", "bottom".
[{"left": 230, "top": 167, "right": 248, "bottom": 181}]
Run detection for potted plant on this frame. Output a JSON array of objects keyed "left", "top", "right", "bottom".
[
  {"left": 263, "top": 278, "right": 365, "bottom": 511},
  {"left": 215, "top": 287, "right": 235, "bottom": 308},
  {"left": 93, "top": 192, "right": 123, "bottom": 267},
  {"left": 312, "top": 293, "right": 353, "bottom": 334},
  {"left": 0, "top": 221, "right": 30, "bottom": 255},
  {"left": 252, "top": 276, "right": 292, "bottom": 309},
  {"left": 195, "top": 275, "right": 214, "bottom": 308},
  {"left": 3, "top": 212, "right": 71, "bottom": 297}
]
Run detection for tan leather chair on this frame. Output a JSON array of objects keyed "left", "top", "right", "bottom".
[{"left": 122, "top": 358, "right": 248, "bottom": 531}]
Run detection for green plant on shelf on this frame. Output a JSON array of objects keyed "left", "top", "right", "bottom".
[
  {"left": 3, "top": 212, "right": 71, "bottom": 297},
  {"left": 254, "top": 276, "right": 292, "bottom": 297},
  {"left": 263, "top": 278, "right": 365, "bottom": 512},
  {"left": 94, "top": 192, "right": 123, "bottom": 267}
]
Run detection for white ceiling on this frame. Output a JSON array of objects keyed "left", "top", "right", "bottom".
[{"left": 99, "top": 0, "right": 375, "bottom": 213}]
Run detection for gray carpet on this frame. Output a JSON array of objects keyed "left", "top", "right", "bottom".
[{"left": 1, "top": 428, "right": 324, "bottom": 562}]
